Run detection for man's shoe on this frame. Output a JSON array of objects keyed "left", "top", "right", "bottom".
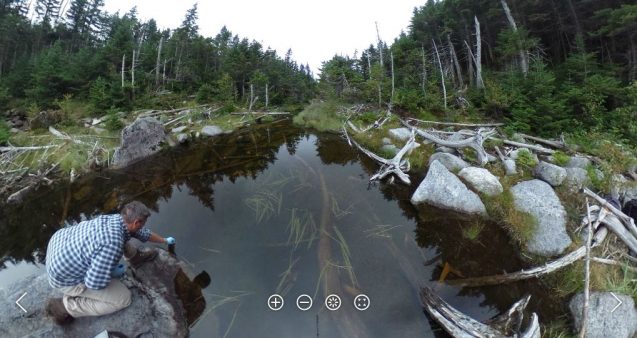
[
  {"left": 128, "top": 249, "right": 158, "bottom": 268},
  {"left": 45, "top": 298, "right": 74, "bottom": 326}
]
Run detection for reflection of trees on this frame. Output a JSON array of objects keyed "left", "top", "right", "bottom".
[
  {"left": 315, "top": 133, "right": 358, "bottom": 166},
  {"left": 0, "top": 120, "right": 304, "bottom": 266}
]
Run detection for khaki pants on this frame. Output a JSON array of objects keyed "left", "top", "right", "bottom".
[
  {"left": 59, "top": 279, "right": 132, "bottom": 317},
  {"left": 58, "top": 243, "right": 137, "bottom": 317}
]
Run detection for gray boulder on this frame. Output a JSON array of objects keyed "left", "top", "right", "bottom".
[
  {"left": 411, "top": 160, "right": 487, "bottom": 216},
  {"left": 566, "top": 156, "right": 592, "bottom": 169},
  {"left": 201, "top": 125, "right": 224, "bottom": 137},
  {"left": 510, "top": 180, "right": 571, "bottom": 256},
  {"left": 565, "top": 167, "right": 591, "bottom": 190},
  {"left": 177, "top": 133, "right": 189, "bottom": 144},
  {"left": 458, "top": 167, "right": 503, "bottom": 196},
  {"left": 112, "top": 117, "right": 166, "bottom": 167},
  {"left": 0, "top": 249, "right": 207, "bottom": 338},
  {"left": 381, "top": 137, "right": 392, "bottom": 145},
  {"left": 569, "top": 292, "right": 637, "bottom": 338},
  {"left": 534, "top": 161, "right": 567, "bottom": 187},
  {"left": 388, "top": 128, "right": 412, "bottom": 142},
  {"left": 428, "top": 153, "right": 469, "bottom": 172}
]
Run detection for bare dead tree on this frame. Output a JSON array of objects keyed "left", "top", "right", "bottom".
[
  {"left": 121, "top": 54, "right": 125, "bottom": 88},
  {"left": 474, "top": 16, "right": 485, "bottom": 88},
  {"left": 421, "top": 46, "right": 427, "bottom": 96},
  {"left": 375, "top": 22, "right": 384, "bottom": 108},
  {"left": 500, "top": 0, "right": 529, "bottom": 76},
  {"left": 432, "top": 39, "right": 447, "bottom": 110},
  {"left": 447, "top": 34, "right": 463, "bottom": 87},
  {"left": 155, "top": 36, "right": 163, "bottom": 87}
]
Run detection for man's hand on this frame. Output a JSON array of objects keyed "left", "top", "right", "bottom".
[{"left": 165, "top": 237, "right": 176, "bottom": 245}]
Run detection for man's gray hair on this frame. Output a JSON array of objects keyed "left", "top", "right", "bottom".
[{"left": 120, "top": 201, "right": 151, "bottom": 223}]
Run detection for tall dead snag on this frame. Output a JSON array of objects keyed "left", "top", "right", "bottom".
[
  {"left": 432, "top": 39, "right": 447, "bottom": 110},
  {"left": 421, "top": 46, "right": 427, "bottom": 96},
  {"left": 420, "top": 288, "right": 541, "bottom": 338},
  {"left": 500, "top": 0, "right": 529, "bottom": 76},
  {"left": 155, "top": 36, "right": 163, "bottom": 88},
  {"left": 447, "top": 34, "right": 463, "bottom": 87},
  {"left": 121, "top": 54, "right": 125, "bottom": 88},
  {"left": 375, "top": 22, "right": 384, "bottom": 108},
  {"left": 390, "top": 51, "right": 395, "bottom": 105},
  {"left": 474, "top": 16, "right": 484, "bottom": 89}
]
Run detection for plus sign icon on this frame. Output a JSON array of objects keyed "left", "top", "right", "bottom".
[{"left": 268, "top": 294, "right": 284, "bottom": 311}]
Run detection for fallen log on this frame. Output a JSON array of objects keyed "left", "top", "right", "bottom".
[
  {"left": 401, "top": 120, "right": 494, "bottom": 165},
  {"left": 0, "top": 145, "right": 58, "bottom": 153},
  {"left": 448, "top": 211, "right": 609, "bottom": 287},
  {"left": 420, "top": 287, "right": 540, "bottom": 338},
  {"left": 516, "top": 133, "right": 567, "bottom": 150},
  {"left": 407, "top": 117, "right": 504, "bottom": 127},
  {"left": 582, "top": 187, "right": 637, "bottom": 238},
  {"left": 495, "top": 145, "right": 517, "bottom": 176},
  {"left": 343, "top": 126, "right": 414, "bottom": 184}
]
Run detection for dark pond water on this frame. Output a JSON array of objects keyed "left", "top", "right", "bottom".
[{"left": 0, "top": 120, "right": 563, "bottom": 337}]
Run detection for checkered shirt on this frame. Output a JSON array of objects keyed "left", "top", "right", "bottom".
[{"left": 45, "top": 214, "right": 151, "bottom": 290}]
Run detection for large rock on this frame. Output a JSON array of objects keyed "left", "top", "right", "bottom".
[
  {"left": 411, "top": 160, "right": 487, "bottom": 215},
  {"left": 0, "top": 249, "right": 208, "bottom": 338},
  {"left": 534, "top": 161, "right": 567, "bottom": 187},
  {"left": 458, "top": 167, "right": 503, "bottom": 196},
  {"left": 388, "top": 128, "right": 412, "bottom": 142},
  {"left": 112, "top": 117, "right": 166, "bottom": 167},
  {"left": 569, "top": 292, "right": 637, "bottom": 338},
  {"left": 201, "top": 125, "right": 224, "bottom": 137},
  {"left": 566, "top": 156, "right": 592, "bottom": 169},
  {"left": 564, "top": 167, "right": 590, "bottom": 190},
  {"left": 510, "top": 180, "right": 571, "bottom": 256},
  {"left": 428, "top": 153, "right": 469, "bottom": 172}
]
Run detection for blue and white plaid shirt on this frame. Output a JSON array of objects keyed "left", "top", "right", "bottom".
[{"left": 46, "top": 214, "right": 151, "bottom": 290}]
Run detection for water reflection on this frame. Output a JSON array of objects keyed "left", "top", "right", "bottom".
[{"left": 0, "top": 120, "right": 561, "bottom": 337}]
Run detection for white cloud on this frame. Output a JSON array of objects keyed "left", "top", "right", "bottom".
[{"left": 103, "top": 0, "right": 422, "bottom": 74}]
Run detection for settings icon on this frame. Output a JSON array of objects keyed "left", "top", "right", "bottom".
[{"left": 325, "top": 294, "right": 341, "bottom": 311}]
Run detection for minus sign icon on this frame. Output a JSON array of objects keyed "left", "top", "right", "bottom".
[{"left": 300, "top": 301, "right": 310, "bottom": 304}]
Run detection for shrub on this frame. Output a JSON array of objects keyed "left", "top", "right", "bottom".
[
  {"left": 0, "top": 119, "right": 9, "bottom": 145},
  {"left": 196, "top": 83, "right": 215, "bottom": 103},
  {"left": 105, "top": 112, "right": 123, "bottom": 131},
  {"left": 293, "top": 100, "right": 342, "bottom": 132},
  {"left": 552, "top": 151, "right": 570, "bottom": 166},
  {"left": 515, "top": 149, "right": 537, "bottom": 168}
]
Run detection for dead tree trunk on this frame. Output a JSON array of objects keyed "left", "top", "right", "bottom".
[
  {"left": 265, "top": 83, "right": 269, "bottom": 109},
  {"left": 474, "top": 16, "right": 484, "bottom": 88},
  {"left": 432, "top": 39, "right": 447, "bottom": 111},
  {"left": 376, "top": 22, "right": 383, "bottom": 108},
  {"left": 421, "top": 46, "right": 427, "bottom": 96},
  {"left": 131, "top": 50, "right": 135, "bottom": 89},
  {"left": 447, "top": 34, "right": 463, "bottom": 87},
  {"left": 121, "top": 54, "right": 125, "bottom": 88},
  {"left": 162, "top": 59, "right": 167, "bottom": 88},
  {"left": 500, "top": 0, "right": 529, "bottom": 76},
  {"left": 155, "top": 36, "right": 163, "bottom": 87},
  {"left": 390, "top": 51, "right": 395, "bottom": 105}
]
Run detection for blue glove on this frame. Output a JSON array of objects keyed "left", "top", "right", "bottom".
[
  {"left": 165, "top": 237, "right": 176, "bottom": 245},
  {"left": 111, "top": 263, "right": 126, "bottom": 278}
]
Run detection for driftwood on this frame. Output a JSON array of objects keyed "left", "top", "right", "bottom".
[
  {"left": 448, "top": 210, "right": 609, "bottom": 287},
  {"left": 401, "top": 120, "right": 494, "bottom": 165},
  {"left": 582, "top": 187, "right": 637, "bottom": 238},
  {"left": 516, "top": 133, "right": 567, "bottom": 150},
  {"left": 343, "top": 126, "right": 414, "bottom": 184},
  {"left": 0, "top": 145, "right": 58, "bottom": 153},
  {"left": 495, "top": 145, "right": 517, "bottom": 176},
  {"left": 230, "top": 112, "right": 291, "bottom": 116},
  {"left": 407, "top": 117, "right": 503, "bottom": 128},
  {"left": 579, "top": 199, "right": 594, "bottom": 338},
  {"left": 420, "top": 287, "right": 540, "bottom": 338}
]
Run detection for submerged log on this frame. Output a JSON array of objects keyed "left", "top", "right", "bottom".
[{"left": 420, "top": 287, "right": 540, "bottom": 338}]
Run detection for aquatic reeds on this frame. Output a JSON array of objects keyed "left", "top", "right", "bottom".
[
  {"left": 276, "top": 254, "right": 300, "bottom": 297},
  {"left": 287, "top": 208, "right": 317, "bottom": 250},
  {"left": 244, "top": 191, "right": 282, "bottom": 224},
  {"left": 331, "top": 195, "right": 353, "bottom": 219},
  {"left": 332, "top": 226, "right": 358, "bottom": 287},
  {"left": 363, "top": 224, "right": 403, "bottom": 239}
]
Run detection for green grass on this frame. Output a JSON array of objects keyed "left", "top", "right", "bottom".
[
  {"left": 482, "top": 188, "right": 537, "bottom": 249},
  {"left": 552, "top": 151, "right": 571, "bottom": 167},
  {"left": 0, "top": 119, "right": 9, "bottom": 144},
  {"left": 515, "top": 148, "right": 538, "bottom": 168},
  {"left": 293, "top": 100, "right": 343, "bottom": 132},
  {"left": 462, "top": 221, "right": 485, "bottom": 241},
  {"left": 542, "top": 319, "right": 576, "bottom": 338}
]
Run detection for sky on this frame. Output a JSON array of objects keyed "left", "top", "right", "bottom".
[{"left": 102, "top": 0, "right": 424, "bottom": 75}]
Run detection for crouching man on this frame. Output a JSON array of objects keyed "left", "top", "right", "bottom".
[{"left": 44, "top": 201, "right": 176, "bottom": 325}]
